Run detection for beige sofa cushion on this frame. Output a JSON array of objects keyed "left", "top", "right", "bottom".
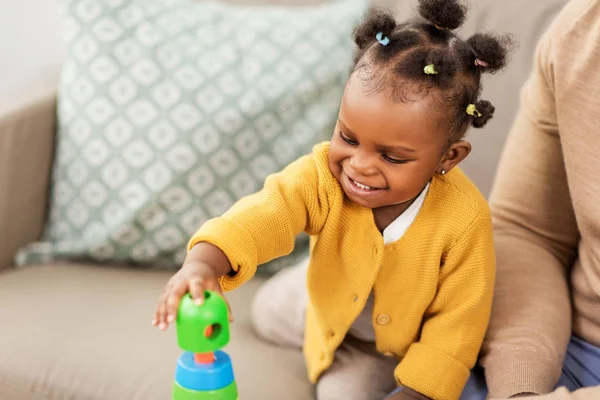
[
  {"left": 0, "top": 264, "right": 311, "bottom": 400},
  {"left": 0, "top": 68, "right": 59, "bottom": 272}
]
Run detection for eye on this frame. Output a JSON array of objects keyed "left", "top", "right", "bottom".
[
  {"left": 382, "top": 154, "right": 409, "bottom": 164},
  {"left": 339, "top": 131, "right": 358, "bottom": 146}
]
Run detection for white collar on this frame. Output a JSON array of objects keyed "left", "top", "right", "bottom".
[{"left": 382, "top": 183, "right": 430, "bottom": 245}]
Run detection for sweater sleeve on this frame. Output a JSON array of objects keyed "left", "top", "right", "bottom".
[
  {"left": 479, "top": 7, "right": 581, "bottom": 398},
  {"left": 395, "top": 207, "right": 496, "bottom": 400},
  {"left": 188, "top": 151, "right": 331, "bottom": 291}
]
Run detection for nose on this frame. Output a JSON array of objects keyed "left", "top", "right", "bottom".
[{"left": 349, "top": 152, "right": 378, "bottom": 176}]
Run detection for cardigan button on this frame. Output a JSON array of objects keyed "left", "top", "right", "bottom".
[{"left": 376, "top": 314, "right": 390, "bottom": 325}]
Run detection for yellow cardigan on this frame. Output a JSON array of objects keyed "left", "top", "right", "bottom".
[{"left": 189, "top": 142, "right": 495, "bottom": 400}]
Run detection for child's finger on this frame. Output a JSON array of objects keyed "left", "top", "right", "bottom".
[
  {"left": 151, "top": 302, "right": 160, "bottom": 326},
  {"left": 165, "top": 281, "right": 188, "bottom": 325},
  {"left": 151, "top": 308, "right": 160, "bottom": 327},
  {"left": 218, "top": 289, "right": 234, "bottom": 323},
  {"left": 188, "top": 276, "right": 206, "bottom": 306},
  {"left": 225, "top": 297, "right": 235, "bottom": 323},
  {"left": 156, "top": 292, "right": 170, "bottom": 330}
]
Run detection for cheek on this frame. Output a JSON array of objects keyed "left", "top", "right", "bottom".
[
  {"left": 327, "top": 144, "right": 344, "bottom": 173},
  {"left": 328, "top": 141, "right": 348, "bottom": 163},
  {"left": 385, "top": 162, "right": 434, "bottom": 190}
]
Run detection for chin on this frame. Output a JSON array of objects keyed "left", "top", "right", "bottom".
[{"left": 345, "top": 193, "right": 376, "bottom": 208}]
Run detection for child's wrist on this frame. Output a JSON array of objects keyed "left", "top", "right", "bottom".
[{"left": 185, "top": 242, "right": 233, "bottom": 278}]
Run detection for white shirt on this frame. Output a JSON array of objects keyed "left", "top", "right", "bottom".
[{"left": 348, "top": 183, "right": 430, "bottom": 342}]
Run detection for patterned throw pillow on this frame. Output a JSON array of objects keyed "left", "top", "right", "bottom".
[{"left": 16, "top": 0, "right": 366, "bottom": 271}]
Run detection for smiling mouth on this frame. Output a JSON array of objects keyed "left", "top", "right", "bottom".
[
  {"left": 351, "top": 178, "right": 379, "bottom": 191},
  {"left": 345, "top": 173, "right": 384, "bottom": 191}
]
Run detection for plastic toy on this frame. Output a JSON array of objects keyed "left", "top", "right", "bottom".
[{"left": 172, "top": 291, "right": 238, "bottom": 400}]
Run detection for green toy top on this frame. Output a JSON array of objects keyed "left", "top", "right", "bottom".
[{"left": 176, "top": 291, "right": 230, "bottom": 353}]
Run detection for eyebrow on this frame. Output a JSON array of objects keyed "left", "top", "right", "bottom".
[{"left": 338, "top": 118, "right": 416, "bottom": 153}]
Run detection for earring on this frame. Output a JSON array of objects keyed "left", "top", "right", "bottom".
[{"left": 441, "top": 169, "right": 446, "bottom": 175}]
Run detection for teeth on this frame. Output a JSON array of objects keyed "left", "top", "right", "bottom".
[{"left": 352, "top": 179, "right": 374, "bottom": 191}]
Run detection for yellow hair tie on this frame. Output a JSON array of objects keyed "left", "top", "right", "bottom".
[
  {"left": 466, "top": 104, "right": 482, "bottom": 118},
  {"left": 424, "top": 64, "right": 438, "bottom": 75}
]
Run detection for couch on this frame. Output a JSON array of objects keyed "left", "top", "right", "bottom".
[{"left": 0, "top": 0, "right": 569, "bottom": 399}]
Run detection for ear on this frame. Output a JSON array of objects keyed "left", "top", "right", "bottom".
[{"left": 437, "top": 140, "right": 471, "bottom": 175}]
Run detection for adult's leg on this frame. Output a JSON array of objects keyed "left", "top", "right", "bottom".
[
  {"left": 383, "top": 365, "right": 488, "bottom": 400},
  {"left": 555, "top": 335, "right": 600, "bottom": 391},
  {"left": 422, "top": 335, "right": 600, "bottom": 400},
  {"left": 460, "top": 365, "right": 489, "bottom": 400}
]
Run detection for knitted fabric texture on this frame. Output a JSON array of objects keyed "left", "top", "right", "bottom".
[{"left": 190, "top": 142, "right": 495, "bottom": 400}]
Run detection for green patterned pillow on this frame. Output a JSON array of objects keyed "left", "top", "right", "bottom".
[{"left": 16, "top": 0, "right": 366, "bottom": 271}]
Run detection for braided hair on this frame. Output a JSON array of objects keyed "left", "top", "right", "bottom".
[{"left": 351, "top": 0, "right": 514, "bottom": 140}]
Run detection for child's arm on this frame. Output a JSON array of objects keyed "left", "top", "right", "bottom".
[
  {"left": 395, "top": 207, "right": 495, "bottom": 400},
  {"left": 188, "top": 151, "right": 331, "bottom": 291},
  {"left": 154, "top": 150, "right": 330, "bottom": 329}
]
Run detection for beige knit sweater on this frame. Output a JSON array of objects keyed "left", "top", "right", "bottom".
[{"left": 480, "top": 0, "right": 600, "bottom": 399}]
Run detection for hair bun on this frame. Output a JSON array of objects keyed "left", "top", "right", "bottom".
[
  {"left": 471, "top": 100, "right": 495, "bottom": 128},
  {"left": 426, "top": 48, "right": 457, "bottom": 86},
  {"left": 353, "top": 8, "right": 397, "bottom": 50},
  {"left": 467, "top": 33, "right": 515, "bottom": 74},
  {"left": 417, "top": 0, "right": 467, "bottom": 31}
]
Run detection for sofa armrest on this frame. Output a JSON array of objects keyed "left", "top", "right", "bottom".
[{"left": 0, "top": 66, "right": 61, "bottom": 271}]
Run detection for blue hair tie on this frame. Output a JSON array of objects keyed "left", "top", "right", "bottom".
[{"left": 376, "top": 32, "right": 390, "bottom": 46}]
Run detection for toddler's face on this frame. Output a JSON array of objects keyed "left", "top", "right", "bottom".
[{"left": 328, "top": 75, "right": 449, "bottom": 210}]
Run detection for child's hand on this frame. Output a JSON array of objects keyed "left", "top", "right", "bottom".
[{"left": 152, "top": 261, "right": 231, "bottom": 331}]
